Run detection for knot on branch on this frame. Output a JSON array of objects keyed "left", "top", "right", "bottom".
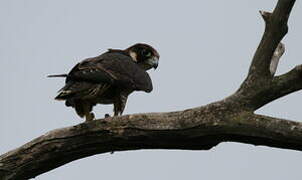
[{"left": 260, "top": 10, "right": 272, "bottom": 22}]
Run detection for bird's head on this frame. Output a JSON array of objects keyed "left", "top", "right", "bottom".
[{"left": 125, "top": 43, "right": 160, "bottom": 70}]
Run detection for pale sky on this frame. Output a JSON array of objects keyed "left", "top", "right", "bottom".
[{"left": 1, "top": 0, "right": 302, "bottom": 179}]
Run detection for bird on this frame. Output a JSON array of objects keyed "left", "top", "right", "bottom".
[{"left": 48, "top": 43, "right": 160, "bottom": 122}]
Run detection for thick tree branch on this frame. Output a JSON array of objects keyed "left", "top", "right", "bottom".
[
  {"left": 246, "top": 0, "right": 295, "bottom": 82},
  {"left": 237, "top": 64, "right": 302, "bottom": 110},
  {"left": 0, "top": 0, "right": 300, "bottom": 179},
  {"left": 269, "top": 65, "right": 302, "bottom": 101},
  {"left": 1, "top": 108, "right": 302, "bottom": 180}
]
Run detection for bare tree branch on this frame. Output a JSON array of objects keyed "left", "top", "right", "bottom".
[
  {"left": 270, "top": 65, "right": 302, "bottom": 100},
  {"left": 246, "top": 0, "right": 295, "bottom": 82},
  {"left": 1, "top": 109, "right": 302, "bottom": 180},
  {"left": 236, "top": 64, "right": 302, "bottom": 110},
  {"left": 0, "top": 0, "right": 300, "bottom": 179}
]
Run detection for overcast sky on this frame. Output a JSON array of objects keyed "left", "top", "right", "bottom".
[{"left": 1, "top": 0, "right": 302, "bottom": 179}]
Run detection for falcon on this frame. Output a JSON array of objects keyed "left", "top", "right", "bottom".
[{"left": 48, "top": 43, "right": 159, "bottom": 121}]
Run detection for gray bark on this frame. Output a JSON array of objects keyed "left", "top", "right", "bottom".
[{"left": 0, "top": 0, "right": 300, "bottom": 179}]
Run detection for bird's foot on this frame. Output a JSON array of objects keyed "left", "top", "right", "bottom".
[{"left": 85, "top": 113, "right": 95, "bottom": 122}]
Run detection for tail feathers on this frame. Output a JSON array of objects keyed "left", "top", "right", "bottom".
[
  {"left": 55, "top": 90, "right": 73, "bottom": 100},
  {"left": 47, "top": 74, "right": 68, "bottom": 78},
  {"left": 54, "top": 82, "right": 81, "bottom": 100}
]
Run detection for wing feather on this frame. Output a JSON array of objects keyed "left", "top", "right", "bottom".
[{"left": 66, "top": 52, "right": 153, "bottom": 92}]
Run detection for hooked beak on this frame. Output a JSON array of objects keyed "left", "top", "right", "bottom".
[{"left": 148, "top": 56, "right": 159, "bottom": 69}]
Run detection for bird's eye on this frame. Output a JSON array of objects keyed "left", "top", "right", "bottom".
[{"left": 142, "top": 50, "right": 152, "bottom": 57}]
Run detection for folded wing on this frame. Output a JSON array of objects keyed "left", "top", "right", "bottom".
[{"left": 55, "top": 51, "right": 153, "bottom": 101}]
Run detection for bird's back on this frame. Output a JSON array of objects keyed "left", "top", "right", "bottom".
[{"left": 55, "top": 51, "right": 152, "bottom": 105}]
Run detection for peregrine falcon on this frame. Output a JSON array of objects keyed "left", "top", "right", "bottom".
[{"left": 48, "top": 43, "right": 159, "bottom": 121}]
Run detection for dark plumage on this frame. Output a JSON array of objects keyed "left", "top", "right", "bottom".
[{"left": 49, "top": 43, "right": 160, "bottom": 121}]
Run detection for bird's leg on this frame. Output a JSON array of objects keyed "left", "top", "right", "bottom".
[
  {"left": 118, "top": 94, "right": 128, "bottom": 116},
  {"left": 113, "top": 106, "right": 119, "bottom": 116},
  {"left": 81, "top": 101, "right": 95, "bottom": 122},
  {"left": 113, "top": 94, "right": 128, "bottom": 116},
  {"left": 113, "top": 100, "right": 120, "bottom": 116}
]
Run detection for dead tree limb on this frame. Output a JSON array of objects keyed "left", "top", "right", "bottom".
[{"left": 0, "top": 0, "right": 299, "bottom": 179}]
